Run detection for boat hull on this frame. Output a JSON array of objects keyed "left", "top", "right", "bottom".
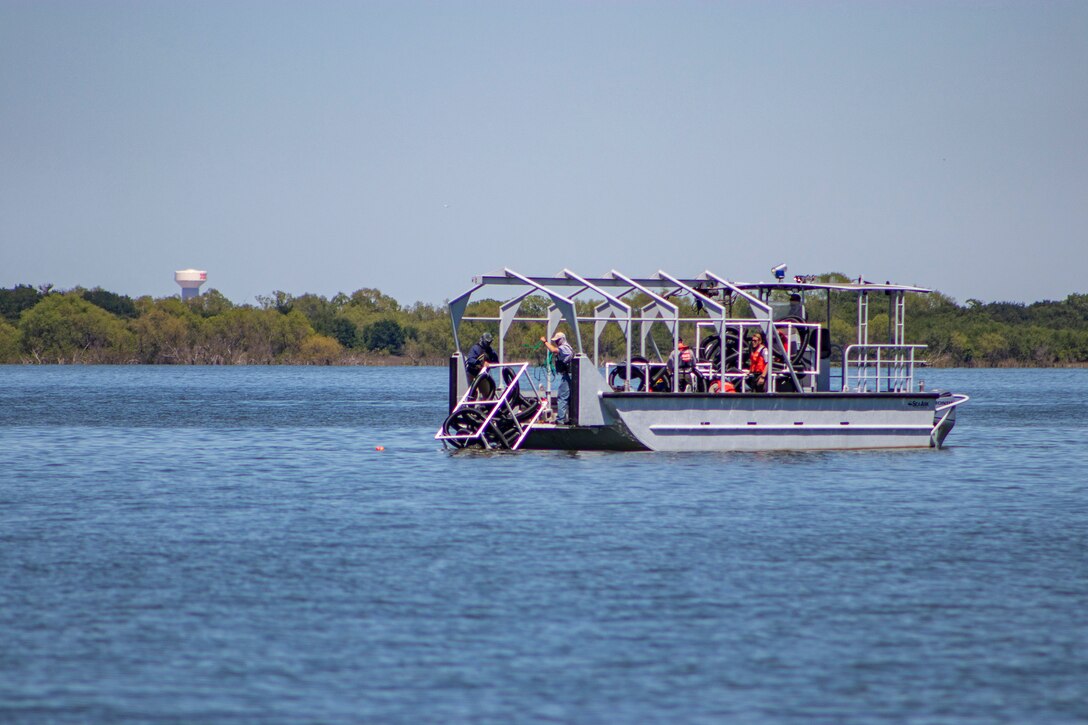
[
  {"left": 573, "top": 392, "right": 951, "bottom": 452},
  {"left": 519, "top": 423, "right": 647, "bottom": 451}
]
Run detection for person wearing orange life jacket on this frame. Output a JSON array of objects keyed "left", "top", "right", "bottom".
[
  {"left": 746, "top": 331, "right": 770, "bottom": 392},
  {"left": 669, "top": 339, "right": 697, "bottom": 370},
  {"left": 668, "top": 338, "right": 698, "bottom": 392}
]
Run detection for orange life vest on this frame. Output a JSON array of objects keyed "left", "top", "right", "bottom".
[
  {"left": 777, "top": 327, "right": 790, "bottom": 354},
  {"left": 749, "top": 345, "right": 768, "bottom": 375},
  {"left": 710, "top": 379, "right": 736, "bottom": 394}
]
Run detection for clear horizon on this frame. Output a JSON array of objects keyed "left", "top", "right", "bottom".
[{"left": 2, "top": 1, "right": 1085, "bottom": 307}]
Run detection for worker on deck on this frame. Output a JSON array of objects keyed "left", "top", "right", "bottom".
[
  {"left": 466, "top": 332, "right": 498, "bottom": 381},
  {"left": 746, "top": 331, "right": 769, "bottom": 392},
  {"left": 669, "top": 338, "right": 698, "bottom": 392},
  {"left": 669, "top": 338, "right": 697, "bottom": 370},
  {"left": 787, "top": 292, "right": 805, "bottom": 319},
  {"left": 541, "top": 331, "right": 574, "bottom": 425}
]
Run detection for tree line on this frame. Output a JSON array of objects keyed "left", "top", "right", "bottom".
[{"left": 0, "top": 279, "right": 1085, "bottom": 366}]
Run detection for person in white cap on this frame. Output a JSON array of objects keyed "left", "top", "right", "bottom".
[{"left": 541, "top": 331, "right": 574, "bottom": 425}]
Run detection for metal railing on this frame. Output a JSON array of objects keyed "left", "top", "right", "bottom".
[
  {"left": 601, "top": 319, "right": 823, "bottom": 393},
  {"left": 842, "top": 344, "right": 927, "bottom": 392}
]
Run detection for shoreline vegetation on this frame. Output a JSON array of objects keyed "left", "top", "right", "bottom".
[{"left": 2, "top": 275, "right": 1086, "bottom": 367}]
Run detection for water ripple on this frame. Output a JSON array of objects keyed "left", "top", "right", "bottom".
[{"left": 0, "top": 366, "right": 1086, "bottom": 722}]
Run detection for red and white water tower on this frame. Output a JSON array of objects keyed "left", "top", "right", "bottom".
[{"left": 175, "top": 269, "right": 207, "bottom": 301}]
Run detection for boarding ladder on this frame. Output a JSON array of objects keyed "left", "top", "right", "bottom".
[{"left": 435, "top": 362, "right": 547, "bottom": 450}]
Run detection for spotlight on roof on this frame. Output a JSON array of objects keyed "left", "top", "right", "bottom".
[{"left": 771, "top": 263, "right": 787, "bottom": 281}]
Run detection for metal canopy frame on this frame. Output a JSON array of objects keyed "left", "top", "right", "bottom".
[
  {"left": 561, "top": 269, "right": 631, "bottom": 368},
  {"left": 607, "top": 271, "right": 678, "bottom": 385},
  {"left": 470, "top": 271, "right": 931, "bottom": 295},
  {"left": 451, "top": 268, "right": 931, "bottom": 394},
  {"left": 501, "top": 268, "right": 581, "bottom": 353},
  {"left": 656, "top": 271, "right": 727, "bottom": 388}
]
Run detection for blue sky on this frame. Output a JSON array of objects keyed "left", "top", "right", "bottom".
[{"left": 1, "top": 1, "right": 1085, "bottom": 306}]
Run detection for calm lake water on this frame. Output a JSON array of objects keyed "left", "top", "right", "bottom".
[{"left": 1, "top": 366, "right": 1086, "bottom": 723}]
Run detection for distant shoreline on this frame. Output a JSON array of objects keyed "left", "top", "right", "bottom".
[
  {"left": 3, "top": 284, "right": 1087, "bottom": 367},
  {"left": 3, "top": 359, "right": 1086, "bottom": 369}
]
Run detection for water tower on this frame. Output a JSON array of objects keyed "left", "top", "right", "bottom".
[{"left": 175, "top": 269, "right": 207, "bottom": 301}]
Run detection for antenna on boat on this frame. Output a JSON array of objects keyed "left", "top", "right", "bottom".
[{"left": 771, "top": 263, "right": 787, "bottom": 281}]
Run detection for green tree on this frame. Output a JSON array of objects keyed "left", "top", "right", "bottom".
[
  {"left": 361, "top": 318, "right": 406, "bottom": 354},
  {"left": 0, "top": 318, "right": 21, "bottom": 362},
  {"left": 0, "top": 285, "right": 42, "bottom": 323},
  {"left": 348, "top": 288, "right": 401, "bottom": 314},
  {"left": 81, "top": 287, "right": 137, "bottom": 318},
  {"left": 257, "top": 290, "right": 294, "bottom": 314},
  {"left": 295, "top": 335, "right": 343, "bottom": 365},
  {"left": 329, "top": 317, "right": 357, "bottom": 348},
  {"left": 132, "top": 300, "right": 201, "bottom": 363},
  {"left": 19, "top": 293, "right": 134, "bottom": 363},
  {"left": 199, "top": 307, "right": 314, "bottom": 363},
  {"left": 407, "top": 318, "right": 453, "bottom": 361},
  {"left": 948, "top": 330, "right": 973, "bottom": 364},
  {"left": 975, "top": 330, "right": 1010, "bottom": 365},
  {"left": 292, "top": 293, "right": 337, "bottom": 335},
  {"left": 188, "top": 289, "right": 234, "bottom": 318},
  {"left": 200, "top": 308, "right": 259, "bottom": 363},
  {"left": 273, "top": 310, "right": 313, "bottom": 358}
]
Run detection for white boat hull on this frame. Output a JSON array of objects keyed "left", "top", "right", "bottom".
[{"left": 599, "top": 392, "right": 949, "bottom": 452}]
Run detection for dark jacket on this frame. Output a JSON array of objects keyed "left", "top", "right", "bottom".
[{"left": 466, "top": 342, "right": 497, "bottom": 377}]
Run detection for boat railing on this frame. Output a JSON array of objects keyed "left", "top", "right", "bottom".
[
  {"left": 692, "top": 362, "right": 749, "bottom": 390},
  {"left": 842, "top": 344, "right": 927, "bottom": 393},
  {"left": 770, "top": 320, "right": 822, "bottom": 391},
  {"left": 690, "top": 318, "right": 822, "bottom": 391},
  {"left": 603, "top": 359, "right": 721, "bottom": 392},
  {"left": 602, "top": 318, "right": 823, "bottom": 393}
]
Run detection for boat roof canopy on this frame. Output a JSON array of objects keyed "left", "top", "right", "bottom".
[
  {"left": 449, "top": 268, "right": 931, "bottom": 360},
  {"left": 468, "top": 269, "right": 932, "bottom": 295}
]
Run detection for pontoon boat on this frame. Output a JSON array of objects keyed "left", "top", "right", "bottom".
[{"left": 436, "top": 268, "right": 968, "bottom": 452}]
